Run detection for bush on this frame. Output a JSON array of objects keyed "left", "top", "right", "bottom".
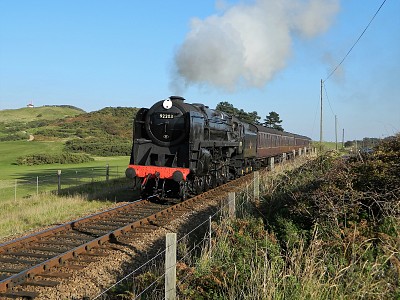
[
  {"left": 65, "top": 138, "right": 131, "bottom": 156},
  {"left": 16, "top": 152, "right": 94, "bottom": 165},
  {"left": 0, "top": 132, "right": 29, "bottom": 141}
]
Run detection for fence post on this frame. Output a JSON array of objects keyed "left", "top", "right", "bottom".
[
  {"left": 14, "top": 179, "right": 17, "bottom": 202},
  {"left": 293, "top": 150, "right": 296, "bottom": 159},
  {"left": 209, "top": 216, "right": 212, "bottom": 254},
  {"left": 132, "top": 273, "right": 135, "bottom": 297},
  {"left": 228, "top": 192, "right": 236, "bottom": 219},
  {"left": 106, "top": 164, "right": 110, "bottom": 181},
  {"left": 36, "top": 176, "right": 39, "bottom": 196},
  {"left": 253, "top": 171, "right": 259, "bottom": 203},
  {"left": 165, "top": 233, "right": 177, "bottom": 300},
  {"left": 269, "top": 157, "right": 275, "bottom": 171},
  {"left": 57, "top": 170, "right": 61, "bottom": 194},
  {"left": 282, "top": 153, "right": 286, "bottom": 163}
]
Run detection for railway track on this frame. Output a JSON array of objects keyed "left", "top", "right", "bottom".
[{"left": 0, "top": 173, "right": 253, "bottom": 299}]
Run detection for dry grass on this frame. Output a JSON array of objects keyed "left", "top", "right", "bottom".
[{"left": 0, "top": 192, "right": 113, "bottom": 241}]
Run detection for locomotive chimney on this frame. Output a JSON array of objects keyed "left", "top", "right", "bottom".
[{"left": 170, "top": 96, "right": 185, "bottom": 102}]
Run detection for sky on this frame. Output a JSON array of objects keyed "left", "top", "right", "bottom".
[{"left": 0, "top": 0, "right": 399, "bottom": 142}]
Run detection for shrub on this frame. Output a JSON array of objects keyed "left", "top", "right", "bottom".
[
  {"left": 0, "top": 132, "right": 29, "bottom": 141},
  {"left": 65, "top": 138, "right": 131, "bottom": 156},
  {"left": 16, "top": 152, "right": 94, "bottom": 165}
]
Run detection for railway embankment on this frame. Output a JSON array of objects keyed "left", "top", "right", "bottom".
[{"left": 114, "top": 134, "right": 399, "bottom": 299}]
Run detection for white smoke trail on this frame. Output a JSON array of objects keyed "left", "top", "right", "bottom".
[{"left": 172, "top": 0, "right": 339, "bottom": 91}]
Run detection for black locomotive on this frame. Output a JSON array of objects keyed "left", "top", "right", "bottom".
[{"left": 126, "top": 96, "right": 310, "bottom": 200}]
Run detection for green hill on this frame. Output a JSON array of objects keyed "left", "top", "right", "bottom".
[
  {"left": 0, "top": 105, "right": 85, "bottom": 123},
  {"left": 0, "top": 106, "right": 139, "bottom": 161}
]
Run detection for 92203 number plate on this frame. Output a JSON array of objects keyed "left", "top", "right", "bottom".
[{"left": 159, "top": 113, "right": 174, "bottom": 119}]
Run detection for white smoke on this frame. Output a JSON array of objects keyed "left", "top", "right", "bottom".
[{"left": 172, "top": 0, "right": 339, "bottom": 91}]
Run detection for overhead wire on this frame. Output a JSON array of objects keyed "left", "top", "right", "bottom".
[
  {"left": 323, "top": 83, "right": 335, "bottom": 117},
  {"left": 324, "top": 0, "right": 388, "bottom": 83}
]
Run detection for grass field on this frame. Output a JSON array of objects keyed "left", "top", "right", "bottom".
[
  {"left": 0, "top": 140, "right": 131, "bottom": 202},
  {"left": 0, "top": 140, "right": 129, "bottom": 179},
  {"left": 311, "top": 141, "right": 344, "bottom": 152}
]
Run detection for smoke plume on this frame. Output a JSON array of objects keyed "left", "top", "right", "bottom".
[{"left": 172, "top": 0, "right": 339, "bottom": 91}]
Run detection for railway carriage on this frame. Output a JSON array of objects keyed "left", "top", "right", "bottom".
[{"left": 255, "top": 125, "right": 311, "bottom": 159}]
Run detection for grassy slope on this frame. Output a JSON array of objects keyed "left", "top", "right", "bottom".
[{"left": 0, "top": 106, "right": 85, "bottom": 123}]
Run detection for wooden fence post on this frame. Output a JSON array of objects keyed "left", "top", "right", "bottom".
[
  {"left": 14, "top": 179, "right": 17, "bottom": 202},
  {"left": 269, "top": 157, "right": 274, "bottom": 171},
  {"left": 165, "top": 233, "right": 177, "bottom": 300},
  {"left": 209, "top": 216, "right": 212, "bottom": 254},
  {"left": 57, "top": 170, "right": 61, "bottom": 194},
  {"left": 106, "top": 164, "right": 110, "bottom": 181},
  {"left": 253, "top": 171, "right": 259, "bottom": 203},
  {"left": 228, "top": 192, "right": 236, "bottom": 219}
]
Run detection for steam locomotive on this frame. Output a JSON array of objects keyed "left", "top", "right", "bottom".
[{"left": 125, "top": 96, "right": 311, "bottom": 200}]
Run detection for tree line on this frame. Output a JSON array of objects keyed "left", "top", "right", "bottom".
[{"left": 216, "top": 101, "right": 283, "bottom": 131}]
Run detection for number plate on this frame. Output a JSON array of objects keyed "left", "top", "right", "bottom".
[{"left": 159, "top": 113, "right": 174, "bottom": 119}]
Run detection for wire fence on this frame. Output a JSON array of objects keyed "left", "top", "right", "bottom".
[{"left": 0, "top": 164, "right": 125, "bottom": 201}]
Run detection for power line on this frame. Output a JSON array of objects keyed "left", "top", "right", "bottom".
[
  {"left": 324, "top": 0, "right": 388, "bottom": 82},
  {"left": 323, "top": 83, "right": 335, "bottom": 117}
]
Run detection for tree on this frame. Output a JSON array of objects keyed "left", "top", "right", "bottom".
[
  {"left": 264, "top": 111, "right": 283, "bottom": 131},
  {"left": 216, "top": 101, "right": 261, "bottom": 124},
  {"left": 216, "top": 101, "right": 236, "bottom": 115}
]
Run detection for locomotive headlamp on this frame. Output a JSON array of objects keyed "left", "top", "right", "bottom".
[{"left": 162, "top": 99, "right": 172, "bottom": 110}]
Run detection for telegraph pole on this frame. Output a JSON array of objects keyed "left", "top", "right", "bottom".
[
  {"left": 320, "top": 79, "right": 323, "bottom": 152},
  {"left": 335, "top": 115, "right": 338, "bottom": 150},
  {"left": 342, "top": 128, "right": 345, "bottom": 148}
]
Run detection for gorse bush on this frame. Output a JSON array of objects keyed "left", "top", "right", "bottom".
[
  {"left": 65, "top": 137, "right": 131, "bottom": 156},
  {"left": 0, "top": 132, "right": 29, "bottom": 141},
  {"left": 16, "top": 152, "right": 94, "bottom": 165}
]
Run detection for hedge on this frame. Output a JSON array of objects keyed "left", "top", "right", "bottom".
[{"left": 16, "top": 152, "right": 94, "bottom": 165}]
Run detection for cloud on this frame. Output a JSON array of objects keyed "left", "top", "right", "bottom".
[{"left": 171, "top": 0, "right": 339, "bottom": 92}]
